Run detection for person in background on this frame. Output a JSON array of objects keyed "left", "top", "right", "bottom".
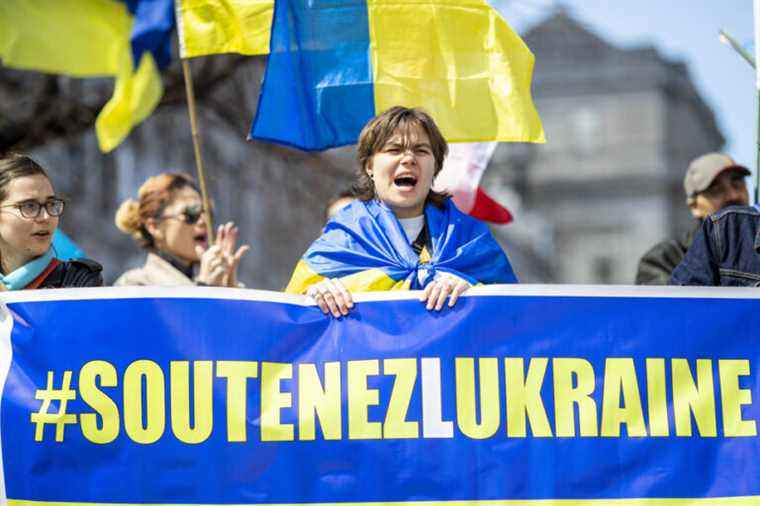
[
  {"left": 286, "top": 106, "right": 517, "bottom": 317},
  {"left": 0, "top": 153, "right": 102, "bottom": 289},
  {"left": 324, "top": 189, "right": 356, "bottom": 221},
  {"left": 671, "top": 205, "right": 760, "bottom": 286},
  {"left": 114, "top": 173, "right": 248, "bottom": 287},
  {"left": 635, "top": 153, "right": 749, "bottom": 284}
]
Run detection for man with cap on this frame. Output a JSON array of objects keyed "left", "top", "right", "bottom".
[
  {"left": 670, "top": 155, "right": 760, "bottom": 286},
  {"left": 635, "top": 153, "right": 750, "bottom": 284}
]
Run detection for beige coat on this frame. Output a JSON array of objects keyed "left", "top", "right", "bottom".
[{"left": 114, "top": 253, "right": 195, "bottom": 286}]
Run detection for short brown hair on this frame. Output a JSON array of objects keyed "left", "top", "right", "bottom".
[
  {"left": 115, "top": 173, "right": 198, "bottom": 249},
  {"left": 353, "top": 106, "right": 449, "bottom": 207},
  {"left": 0, "top": 153, "right": 50, "bottom": 202}
]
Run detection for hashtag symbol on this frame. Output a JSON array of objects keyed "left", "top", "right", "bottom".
[{"left": 30, "top": 371, "right": 78, "bottom": 442}]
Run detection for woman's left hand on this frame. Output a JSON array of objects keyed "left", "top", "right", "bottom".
[{"left": 420, "top": 273, "right": 471, "bottom": 311}]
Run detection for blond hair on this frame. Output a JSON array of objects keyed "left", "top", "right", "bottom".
[{"left": 115, "top": 173, "right": 197, "bottom": 249}]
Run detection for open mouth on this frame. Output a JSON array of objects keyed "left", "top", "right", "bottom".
[
  {"left": 31, "top": 231, "right": 51, "bottom": 239},
  {"left": 193, "top": 232, "right": 208, "bottom": 249},
  {"left": 393, "top": 174, "right": 418, "bottom": 189}
]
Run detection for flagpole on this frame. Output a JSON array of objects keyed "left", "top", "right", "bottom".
[
  {"left": 719, "top": 27, "right": 760, "bottom": 204},
  {"left": 755, "top": 0, "right": 760, "bottom": 205},
  {"left": 181, "top": 58, "right": 215, "bottom": 243}
]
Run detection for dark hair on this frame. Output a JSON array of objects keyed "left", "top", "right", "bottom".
[
  {"left": 0, "top": 153, "right": 50, "bottom": 201},
  {"left": 115, "top": 173, "right": 198, "bottom": 250},
  {"left": 353, "top": 106, "right": 449, "bottom": 207}
]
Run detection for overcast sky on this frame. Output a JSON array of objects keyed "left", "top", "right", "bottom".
[{"left": 493, "top": 0, "right": 757, "bottom": 191}]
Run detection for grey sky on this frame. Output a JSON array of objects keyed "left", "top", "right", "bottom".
[{"left": 493, "top": 0, "right": 756, "bottom": 189}]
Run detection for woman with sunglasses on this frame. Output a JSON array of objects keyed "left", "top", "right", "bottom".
[
  {"left": 114, "top": 173, "right": 249, "bottom": 287},
  {"left": 0, "top": 153, "right": 103, "bottom": 290}
]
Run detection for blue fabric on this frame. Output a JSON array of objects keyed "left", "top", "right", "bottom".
[
  {"left": 671, "top": 205, "right": 760, "bottom": 286},
  {"left": 303, "top": 199, "right": 517, "bottom": 288},
  {"left": 4, "top": 290, "right": 760, "bottom": 502},
  {"left": 249, "top": 0, "right": 375, "bottom": 150},
  {"left": 120, "top": 0, "right": 175, "bottom": 69},
  {"left": 52, "top": 230, "right": 86, "bottom": 261},
  {"left": 0, "top": 248, "right": 54, "bottom": 290}
]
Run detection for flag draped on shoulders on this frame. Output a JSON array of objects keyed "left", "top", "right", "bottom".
[
  {"left": 0, "top": 0, "right": 173, "bottom": 152},
  {"left": 286, "top": 199, "right": 517, "bottom": 294},
  {"left": 252, "top": 0, "right": 545, "bottom": 151}
]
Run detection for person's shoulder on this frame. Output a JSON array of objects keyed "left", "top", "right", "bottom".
[
  {"left": 710, "top": 205, "right": 760, "bottom": 223},
  {"left": 44, "top": 258, "right": 104, "bottom": 288},
  {"left": 66, "top": 258, "right": 103, "bottom": 273},
  {"left": 641, "top": 237, "right": 681, "bottom": 259},
  {"left": 61, "top": 259, "right": 103, "bottom": 286}
]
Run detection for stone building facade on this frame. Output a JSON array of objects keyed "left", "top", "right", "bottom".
[{"left": 485, "top": 11, "right": 725, "bottom": 284}]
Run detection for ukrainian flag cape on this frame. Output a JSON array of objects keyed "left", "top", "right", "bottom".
[{"left": 286, "top": 199, "right": 517, "bottom": 294}]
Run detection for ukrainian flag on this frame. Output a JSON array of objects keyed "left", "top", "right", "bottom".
[
  {"left": 286, "top": 199, "right": 517, "bottom": 294},
  {"left": 252, "top": 0, "right": 545, "bottom": 151},
  {"left": 0, "top": 0, "right": 173, "bottom": 152}
]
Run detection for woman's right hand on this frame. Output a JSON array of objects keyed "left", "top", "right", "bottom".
[
  {"left": 306, "top": 278, "right": 354, "bottom": 318},
  {"left": 195, "top": 244, "right": 228, "bottom": 286}
]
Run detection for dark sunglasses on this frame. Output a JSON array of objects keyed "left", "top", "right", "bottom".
[{"left": 162, "top": 204, "right": 209, "bottom": 225}]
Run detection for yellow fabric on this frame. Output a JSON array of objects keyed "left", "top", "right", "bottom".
[
  {"left": 0, "top": 0, "right": 163, "bottom": 152},
  {"left": 176, "top": 0, "right": 274, "bottom": 58},
  {"left": 419, "top": 246, "right": 431, "bottom": 264},
  {"left": 285, "top": 260, "right": 327, "bottom": 294},
  {"left": 96, "top": 52, "right": 163, "bottom": 152},
  {"left": 285, "top": 260, "right": 409, "bottom": 294},
  {"left": 368, "top": 0, "right": 545, "bottom": 143}
]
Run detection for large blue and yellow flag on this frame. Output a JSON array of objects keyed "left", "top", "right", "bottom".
[
  {"left": 251, "top": 0, "right": 545, "bottom": 151},
  {"left": 286, "top": 199, "right": 517, "bottom": 293},
  {"left": 0, "top": 0, "right": 174, "bottom": 152}
]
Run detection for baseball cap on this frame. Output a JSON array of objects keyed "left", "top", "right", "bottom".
[{"left": 684, "top": 153, "right": 751, "bottom": 198}]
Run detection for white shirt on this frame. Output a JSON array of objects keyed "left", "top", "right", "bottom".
[{"left": 398, "top": 215, "right": 425, "bottom": 244}]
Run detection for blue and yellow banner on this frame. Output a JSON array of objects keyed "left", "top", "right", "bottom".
[{"left": 1, "top": 286, "right": 759, "bottom": 505}]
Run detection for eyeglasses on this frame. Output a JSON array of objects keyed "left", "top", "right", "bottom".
[
  {"left": 0, "top": 198, "right": 65, "bottom": 219},
  {"left": 161, "top": 204, "right": 207, "bottom": 225}
]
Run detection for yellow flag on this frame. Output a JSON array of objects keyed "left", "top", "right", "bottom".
[
  {"left": 0, "top": 0, "right": 163, "bottom": 152},
  {"left": 176, "top": 0, "right": 274, "bottom": 58},
  {"left": 368, "top": 0, "right": 545, "bottom": 143}
]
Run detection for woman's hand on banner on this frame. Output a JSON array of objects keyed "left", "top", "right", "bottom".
[
  {"left": 421, "top": 273, "right": 471, "bottom": 311},
  {"left": 307, "top": 278, "right": 353, "bottom": 318}
]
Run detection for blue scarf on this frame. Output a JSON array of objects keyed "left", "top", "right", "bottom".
[
  {"left": 302, "top": 199, "right": 517, "bottom": 289},
  {"left": 0, "top": 248, "right": 55, "bottom": 290}
]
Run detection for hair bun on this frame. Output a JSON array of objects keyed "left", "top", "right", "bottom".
[{"left": 114, "top": 198, "right": 142, "bottom": 237}]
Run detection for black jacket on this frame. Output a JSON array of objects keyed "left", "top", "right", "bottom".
[
  {"left": 635, "top": 221, "right": 700, "bottom": 285},
  {"left": 38, "top": 259, "right": 104, "bottom": 288}
]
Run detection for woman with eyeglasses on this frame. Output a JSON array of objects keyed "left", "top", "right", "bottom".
[
  {"left": 114, "top": 173, "right": 249, "bottom": 287},
  {"left": 0, "top": 153, "right": 103, "bottom": 290}
]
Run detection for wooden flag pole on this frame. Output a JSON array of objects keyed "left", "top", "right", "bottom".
[{"left": 181, "top": 58, "right": 215, "bottom": 243}]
